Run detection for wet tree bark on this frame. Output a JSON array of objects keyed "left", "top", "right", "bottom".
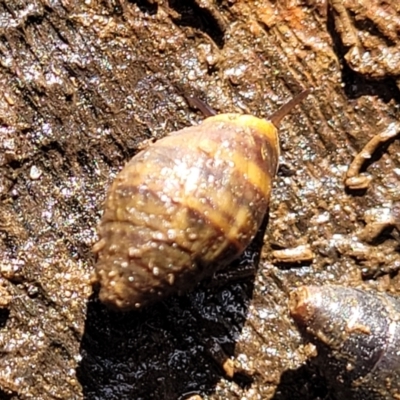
[{"left": 0, "top": 1, "right": 399, "bottom": 399}]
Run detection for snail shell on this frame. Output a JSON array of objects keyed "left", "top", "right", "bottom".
[
  {"left": 290, "top": 285, "right": 400, "bottom": 400},
  {"left": 94, "top": 91, "right": 309, "bottom": 310}
]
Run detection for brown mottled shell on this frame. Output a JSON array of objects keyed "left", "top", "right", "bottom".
[{"left": 93, "top": 114, "right": 279, "bottom": 310}]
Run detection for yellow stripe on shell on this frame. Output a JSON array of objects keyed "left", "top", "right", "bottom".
[
  {"left": 204, "top": 114, "right": 279, "bottom": 151},
  {"left": 111, "top": 162, "right": 267, "bottom": 250},
  {"left": 113, "top": 128, "right": 273, "bottom": 201},
  {"left": 108, "top": 115, "right": 275, "bottom": 248},
  {"left": 185, "top": 136, "right": 272, "bottom": 199}
]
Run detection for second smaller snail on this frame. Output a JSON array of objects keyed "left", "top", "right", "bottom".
[{"left": 290, "top": 285, "right": 400, "bottom": 400}]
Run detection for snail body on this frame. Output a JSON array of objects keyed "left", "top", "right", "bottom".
[
  {"left": 94, "top": 91, "right": 309, "bottom": 310},
  {"left": 290, "top": 285, "right": 400, "bottom": 400}
]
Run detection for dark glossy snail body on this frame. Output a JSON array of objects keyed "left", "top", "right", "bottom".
[
  {"left": 93, "top": 91, "right": 309, "bottom": 310},
  {"left": 290, "top": 285, "right": 400, "bottom": 400}
]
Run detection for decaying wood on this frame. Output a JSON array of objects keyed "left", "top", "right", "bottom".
[{"left": 0, "top": 1, "right": 399, "bottom": 399}]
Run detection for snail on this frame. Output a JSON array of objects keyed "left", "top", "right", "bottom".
[
  {"left": 93, "top": 89, "right": 310, "bottom": 310},
  {"left": 290, "top": 285, "right": 400, "bottom": 400}
]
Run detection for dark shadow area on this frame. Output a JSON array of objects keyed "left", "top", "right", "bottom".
[
  {"left": 168, "top": 0, "right": 225, "bottom": 48},
  {"left": 0, "top": 308, "right": 12, "bottom": 398},
  {"left": 326, "top": 4, "right": 400, "bottom": 103},
  {"left": 0, "top": 389, "right": 15, "bottom": 400},
  {"left": 272, "top": 362, "right": 331, "bottom": 400},
  {"left": 78, "top": 281, "right": 254, "bottom": 400},
  {"left": 0, "top": 308, "right": 10, "bottom": 329},
  {"left": 343, "top": 186, "right": 368, "bottom": 197},
  {"left": 362, "top": 262, "right": 400, "bottom": 280},
  {"left": 128, "top": 0, "right": 158, "bottom": 15},
  {"left": 278, "top": 163, "right": 297, "bottom": 177},
  {"left": 77, "top": 216, "right": 269, "bottom": 399},
  {"left": 128, "top": 0, "right": 225, "bottom": 47},
  {"left": 273, "top": 260, "right": 314, "bottom": 271}
]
